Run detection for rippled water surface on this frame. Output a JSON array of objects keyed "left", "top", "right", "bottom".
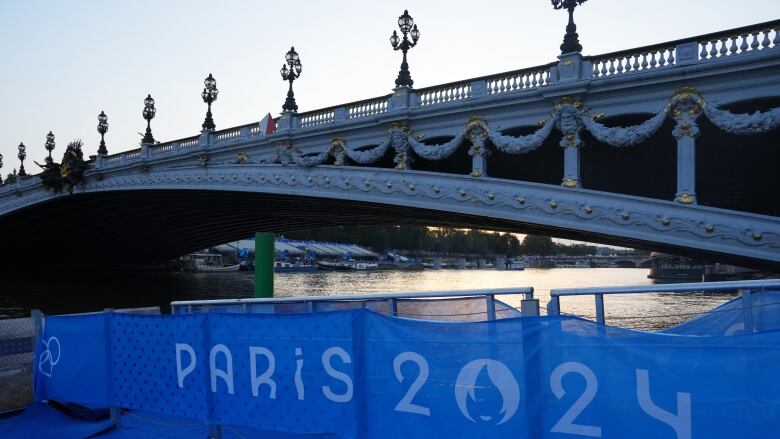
[{"left": 0, "top": 268, "right": 735, "bottom": 330}]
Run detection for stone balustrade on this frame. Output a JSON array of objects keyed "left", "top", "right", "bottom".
[{"left": 8, "top": 18, "right": 774, "bottom": 178}]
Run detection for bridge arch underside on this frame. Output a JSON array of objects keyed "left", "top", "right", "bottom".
[{"left": 0, "top": 188, "right": 777, "bottom": 272}]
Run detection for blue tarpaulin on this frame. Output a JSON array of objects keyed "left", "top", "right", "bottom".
[{"left": 31, "top": 309, "right": 780, "bottom": 438}]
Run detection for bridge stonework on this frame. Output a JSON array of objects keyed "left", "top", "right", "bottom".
[{"left": 1, "top": 20, "right": 779, "bottom": 269}]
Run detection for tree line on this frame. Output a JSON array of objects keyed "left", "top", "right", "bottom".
[{"left": 283, "top": 225, "right": 601, "bottom": 257}]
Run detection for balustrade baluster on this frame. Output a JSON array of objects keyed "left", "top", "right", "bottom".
[
  {"left": 699, "top": 43, "right": 708, "bottom": 60},
  {"left": 632, "top": 55, "right": 640, "bottom": 70},
  {"left": 717, "top": 38, "right": 727, "bottom": 57},
  {"left": 750, "top": 32, "right": 760, "bottom": 50},
  {"left": 616, "top": 57, "right": 625, "bottom": 73},
  {"left": 522, "top": 74, "right": 530, "bottom": 88},
  {"left": 761, "top": 29, "right": 771, "bottom": 49},
  {"left": 543, "top": 71, "right": 550, "bottom": 85},
  {"left": 708, "top": 40, "right": 718, "bottom": 58},
  {"left": 530, "top": 72, "right": 538, "bottom": 87},
  {"left": 739, "top": 34, "right": 749, "bottom": 53},
  {"left": 508, "top": 76, "right": 516, "bottom": 91},
  {"left": 641, "top": 53, "right": 649, "bottom": 69},
  {"left": 658, "top": 52, "right": 667, "bottom": 67},
  {"left": 650, "top": 52, "right": 659, "bottom": 67},
  {"left": 607, "top": 59, "right": 615, "bottom": 74},
  {"left": 667, "top": 48, "right": 675, "bottom": 65},
  {"left": 600, "top": 61, "right": 609, "bottom": 75},
  {"left": 773, "top": 28, "right": 780, "bottom": 46},
  {"left": 592, "top": 64, "right": 600, "bottom": 77},
  {"left": 729, "top": 38, "right": 738, "bottom": 55}
]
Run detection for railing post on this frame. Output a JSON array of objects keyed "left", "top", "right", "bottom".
[
  {"left": 521, "top": 297, "right": 540, "bottom": 317},
  {"left": 556, "top": 52, "right": 585, "bottom": 83},
  {"left": 388, "top": 298, "right": 398, "bottom": 316},
  {"left": 31, "top": 309, "right": 42, "bottom": 352},
  {"left": 391, "top": 86, "right": 412, "bottom": 110},
  {"left": 485, "top": 294, "right": 497, "bottom": 321},
  {"left": 199, "top": 129, "right": 213, "bottom": 148},
  {"left": 548, "top": 295, "right": 561, "bottom": 316},
  {"left": 334, "top": 106, "right": 348, "bottom": 121},
  {"left": 740, "top": 289, "right": 754, "bottom": 334},
  {"left": 595, "top": 294, "right": 605, "bottom": 324},
  {"left": 676, "top": 41, "right": 700, "bottom": 66},
  {"left": 171, "top": 142, "right": 179, "bottom": 154},
  {"left": 470, "top": 80, "right": 487, "bottom": 98},
  {"left": 239, "top": 126, "right": 250, "bottom": 140},
  {"left": 139, "top": 144, "right": 150, "bottom": 160}
]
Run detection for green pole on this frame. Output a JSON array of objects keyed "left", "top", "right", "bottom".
[{"left": 254, "top": 232, "right": 274, "bottom": 298}]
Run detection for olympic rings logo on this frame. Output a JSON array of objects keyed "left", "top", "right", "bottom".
[{"left": 38, "top": 336, "right": 61, "bottom": 378}]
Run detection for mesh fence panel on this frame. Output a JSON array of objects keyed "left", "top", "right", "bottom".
[{"left": 0, "top": 316, "right": 34, "bottom": 412}]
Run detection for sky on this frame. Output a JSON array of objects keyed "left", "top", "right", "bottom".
[{"left": 0, "top": 0, "right": 776, "bottom": 170}]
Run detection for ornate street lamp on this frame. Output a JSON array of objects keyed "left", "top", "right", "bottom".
[
  {"left": 551, "top": 0, "right": 588, "bottom": 54},
  {"left": 390, "top": 9, "right": 420, "bottom": 88},
  {"left": 201, "top": 73, "right": 219, "bottom": 130},
  {"left": 97, "top": 111, "right": 109, "bottom": 155},
  {"left": 280, "top": 47, "right": 302, "bottom": 112},
  {"left": 17, "top": 142, "right": 27, "bottom": 177},
  {"left": 141, "top": 94, "right": 156, "bottom": 144},
  {"left": 45, "top": 131, "right": 55, "bottom": 159},
  {"left": 0, "top": 153, "right": 3, "bottom": 183}
]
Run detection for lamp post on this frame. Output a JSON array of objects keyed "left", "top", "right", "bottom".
[
  {"left": 97, "top": 111, "right": 109, "bottom": 155},
  {"left": 141, "top": 94, "right": 156, "bottom": 144},
  {"left": 390, "top": 9, "right": 420, "bottom": 88},
  {"left": 0, "top": 153, "right": 3, "bottom": 183},
  {"left": 280, "top": 47, "right": 302, "bottom": 112},
  {"left": 201, "top": 73, "right": 218, "bottom": 130},
  {"left": 551, "top": 0, "right": 588, "bottom": 54},
  {"left": 17, "top": 143, "right": 27, "bottom": 177},
  {"left": 45, "top": 131, "right": 55, "bottom": 159}
]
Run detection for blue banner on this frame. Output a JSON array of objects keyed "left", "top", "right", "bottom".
[{"left": 33, "top": 309, "right": 780, "bottom": 438}]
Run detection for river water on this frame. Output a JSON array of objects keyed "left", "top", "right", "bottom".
[{"left": 0, "top": 268, "right": 734, "bottom": 331}]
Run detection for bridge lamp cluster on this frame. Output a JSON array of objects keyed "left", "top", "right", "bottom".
[
  {"left": 141, "top": 94, "right": 157, "bottom": 145},
  {"left": 201, "top": 73, "right": 219, "bottom": 130},
  {"left": 280, "top": 46, "right": 302, "bottom": 112},
  {"left": 390, "top": 9, "right": 420, "bottom": 88},
  {"left": 17, "top": 143, "right": 27, "bottom": 177},
  {"left": 44, "top": 131, "right": 55, "bottom": 160},
  {"left": 97, "top": 111, "right": 109, "bottom": 155}
]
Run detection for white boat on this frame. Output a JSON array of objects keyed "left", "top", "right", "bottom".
[{"left": 181, "top": 253, "right": 241, "bottom": 272}]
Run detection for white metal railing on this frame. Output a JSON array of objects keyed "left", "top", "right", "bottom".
[
  {"left": 548, "top": 279, "right": 780, "bottom": 324},
  {"left": 171, "top": 287, "right": 537, "bottom": 320}
]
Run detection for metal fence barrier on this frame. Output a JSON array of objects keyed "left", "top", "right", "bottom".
[
  {"left": 548, "top": 279, "right": 780, "bottom": 329},
  {"left": 171, "top": 287, "right": 539, "bottom": 321}
]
